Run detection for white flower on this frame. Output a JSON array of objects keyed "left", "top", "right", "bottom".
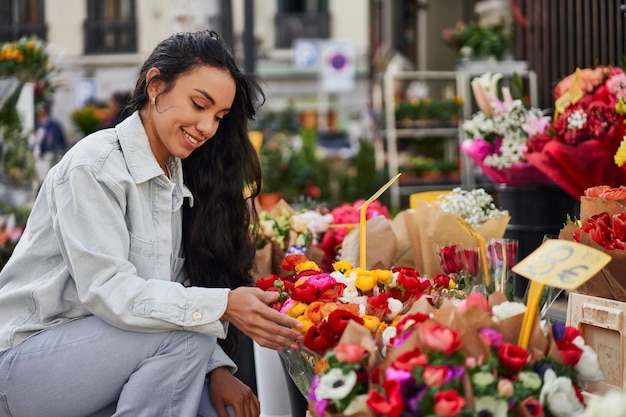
[
  {"left": 314, "top": 368, "right": 357, "bottom": 400},
  {"left": 539, "top": 368, "right": 585, "bottom": 417},
  {"left": 474, "top": 396, "right": 508, "bottom": 417},
  {"left": 385, "top": 297, "right": 404, "bottom": 320},
  {"left": 380, "top": 326, "right": 397, "bottom": 357},
  {"left": 259, "top": 219, "right": 276, "bottom": 238},
  {"left": 491, "top": 301, "right": 526, "bottom": 321},
  {"left": 572, "top": 336, "right": 603, "bottom": 382},
  {"left": 343, "top": 394, "right": 369, "bottom": 416},
  {"left": 436, "top": 187, "right": 506, "bottom": 229},
  {"left": 579, "top": 389, "right": 626, "bottom": 417}
]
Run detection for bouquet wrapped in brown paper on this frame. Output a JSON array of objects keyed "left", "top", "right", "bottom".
[
  {"left": 558, "top": 186, "right": 626, "bottom": 301},
  {"left": 308, "top": 290, "right": 601, "bottom": 417},
  {"left": 251, "top": 198, "right": 328, "bottom": 280},
  {"left": 340, "top": 216, "right": 397, "bottom": 270},
  {"left": 392, "top": 188, "right": 510, "bottom": 278}
]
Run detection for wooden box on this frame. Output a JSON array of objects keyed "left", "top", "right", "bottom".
[{"left": 566, "top": 292, "right": 626, "bottom": 395}]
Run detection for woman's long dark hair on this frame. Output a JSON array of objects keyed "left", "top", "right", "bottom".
[{"left": 127, "top": 30, "right": 264, "bottom": 357}]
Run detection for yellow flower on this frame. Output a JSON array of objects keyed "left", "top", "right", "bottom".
[
  {"left": 615, "top": 138, "right": 626, "bottom": 167},
  {"left": 355, "top": 270, "right": 377, "bottom": 292},
  {"left": 616, "top": 98, "right": 626, "bottom": 115},
  {"left": 332, "top": 260, "right": 352, "bottom": 273},
  {"left": 295, "top": 261, "right": 319, "bottom": 273},
  {"left": 288, "top": 301, "right": 308, "bottom": 318},
  {"left": 373, "top": 269, "right": 393, "bottom": 285},
  {"left": 362, "top": 314, "right": 381, "bottom": 332},
  {"left": 296, "top": 315, "right": 314, "bottom": 333},
  {"left": 448, "top": 279, "right": 456, "bottom": 289}
]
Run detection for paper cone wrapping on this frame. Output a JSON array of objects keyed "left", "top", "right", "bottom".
[
  {"left": 559, "top": 195, "right": 626, "bottom": 301},
  {"left": 392, "top": 202, "right": 510, "bottom": 277},
  {"left": 341, "top": 216, "right": 397, "bottom": 270}
]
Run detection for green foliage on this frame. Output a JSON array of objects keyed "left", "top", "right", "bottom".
[
  {"left": 0, "top": 86, "right": 36, "bottom": 186},
  {"left": 71, "top": 104, "right": 103, "bottom": 137},
  {"left": 446, "top": 21, "right": 509, "bottom": 61}
]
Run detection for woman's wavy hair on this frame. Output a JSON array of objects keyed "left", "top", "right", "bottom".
[{"left": 127, "top": 30, "right": 264, "bottom": 357}]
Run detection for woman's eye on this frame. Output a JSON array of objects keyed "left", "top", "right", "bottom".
[{"left": 191, "top": 100, "right": 204, "bottom": 110}]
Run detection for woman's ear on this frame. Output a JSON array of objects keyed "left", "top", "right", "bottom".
[{"left": 146, "top": 67, "right": 163, "bottom": 97}]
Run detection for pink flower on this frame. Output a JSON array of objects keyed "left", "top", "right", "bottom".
[
  {"left": 433, "top": 389, "right": 465, "bottom": 417},
  {"left": 334, "top": 343, "right": 368, "bottom": 364},
  {"left": 423, "top": 365, "right": 452, "bottom": 387},
  {"left": 418, "top": 323, "right": 462, "bottom": 354}
]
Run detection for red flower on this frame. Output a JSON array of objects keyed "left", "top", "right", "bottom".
[
  {"left": 433, "top": 273, "right": 452, "bottom": 288},
  {"left": 516, "top": 396, "right": 545, "bottom": 417},
  {"left": 367, "top": 379, "right": 405, "bottom": 417},
  {"left": 367, "top": 292, "right": 390, "bottom": 317},
  {"left": 303, "top": 320, "right": 334, "bottom": 353},
  {"left": 392, "top": 347, "right": 428, "bottom": 371},
  {"left": 433, "top": 389, "right": 465, "bottom": 417},
  {"left": 289, "top": 283, "right": 318, "bottom": 302},
  {"left": 396, "top": 312, "right": 430, "bottom": 333},
  {"left": 280, "top": 254, "right": 309, "bottom": 273},
  {"left": 334, "top": 343, "right": 368, "bottom": 364},
  {"left": 556, "top": 339, "right": 583, "bottom": 366},
  {"left": 255, "top": 274, "right": 280, "bottom": 291},
  {"left": 613, "top": 212, "right": 626, "bottom": 241},
  {"left": 436, "top": 244, "right": 463, "bottom": 274},
  {"left": 326, "top": 309, "right": 364, "bottom": 337},
  {"left": 317, "top": 282, "right": 347, "bottom": 302},
  {"left": 497, "top": 343, "right": 529, "bottom": 372}
]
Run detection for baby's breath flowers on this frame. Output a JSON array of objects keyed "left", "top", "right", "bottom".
[{"left": 435, "top": 187, "right": 507, "bottom": 229}]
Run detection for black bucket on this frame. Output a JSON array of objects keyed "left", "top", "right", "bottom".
[{"left": 494, "top": 184, "right": 580, "bottom": 298}]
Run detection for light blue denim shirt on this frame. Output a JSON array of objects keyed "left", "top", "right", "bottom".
[{"left": 0, "top": 112, "right": 235, "bottom": 371}]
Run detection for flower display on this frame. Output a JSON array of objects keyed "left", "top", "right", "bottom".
[
  {"left": 525, "top": 66, "right": 626, "bottom": 200},
  {"left": 308, "top": 293, "right": 602, "bottom": 417},
  {"left": 461, "top": 72, "right": 553, "bottom": 187},
  {"left": 316, "top": 200, "right": 391, "bottom": 269},
  {"left": 434, "top": 187, "right": 508, "bottom": 229}
]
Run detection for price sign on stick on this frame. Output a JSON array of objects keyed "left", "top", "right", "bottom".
[
  {"left": 512, "top": 239, "right": 611, "bottom": 349},
  {"left": 356, "top": 173, "right": 401, "bottom": 269},
  {"left": 454, "top": 216, "right": 491, "bottom": 288}
]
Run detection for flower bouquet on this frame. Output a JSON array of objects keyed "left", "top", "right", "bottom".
[
  {"left": 252, "top": 199, "right": 332, "bottom": 279},
  {"left": 316, "top": 200, "right": 392, "bottom": 270},
  {"left": 461, "top": 72, "right": 554, "bottom": 187},
  {"left": 256, "top": 254, "right": 469, "bottom": 396},
  {"left": 525, "top": 66, "right": 626, "bottom": 200},
  {"left": 309, "top": 292, "right": 603, "bottom": 417},
  {"left": 558, "top": 185, "right": 626, "bottom": 301},
  {"left": 393, "top": 187, "right": 510, "bottom": 278}
]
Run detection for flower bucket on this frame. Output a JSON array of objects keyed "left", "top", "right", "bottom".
[{"left": 495, "top": 184, "right": 579, "bottom": 297}]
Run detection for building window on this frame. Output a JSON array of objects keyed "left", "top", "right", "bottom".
[
  {"left": 0, "top": 0, "right": 47, "bottom": 42},
  {"left": 275, "top": 0, "right": 330, "bottom": 49},
  {"left": 84, "top": 0, "right": 137, "bottom": 54}
]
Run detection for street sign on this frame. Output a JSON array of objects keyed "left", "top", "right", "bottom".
[{"left": 320, "top": 40, "right": 355, "bottom": 93}]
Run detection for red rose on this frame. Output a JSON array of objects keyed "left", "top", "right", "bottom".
[
  {"left": 392, "top": 347, "right": 428, "bottom": 371},
  {"left": 317, "top": 282, "right": 347, "bottom": 302},
  {"left": 433, "top": 389, "right": 465, "bottom": 417},
  {"left": 436, "top": 244, "right": 463, "bottom": 274},
  {"left": 334, "top": 343, "right": 368, "bottom": 364},
  {"left": 367, "top": 379, "right": 405, "bottom": 417},
  {"left": 289, "top": 283, "right": 317, "bottom": 302},
  {"left": 516, "top": 396, "right": 544, "bottom": 417},
  {"left": 326, "top": 309, "right": 364, "bottom": 337},
  {"left": 303, "top": 321, "right": 334, "bottom": 353},
  {"left": 280, "top": 254, "right": 309, "bottom": 272},
  {"left": 497, "top": 343, "right": 529, "bottom": 372},
  {"left": 367, "top": 292, "right": 390, "bottom": 317},
  {"left": 255, "top": 274, "right": 280, "bottom": 291},
  {"left": 556, "top": 339, "right": 583, "bottom": 366},
  {"left": 433, "top": 273, "right": 452, "bottom": 288}
]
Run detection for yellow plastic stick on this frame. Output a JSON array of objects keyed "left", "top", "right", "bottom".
[
  {"left": 357, "top": 173, "right": 402, "bottom": 269},
  {"left": 517, "top": 280, "right": 545, "bottom": 349}
]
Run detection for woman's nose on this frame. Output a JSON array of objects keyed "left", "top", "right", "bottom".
[{"left": 196, "top": 114, "right": 218, "bottom": 140}]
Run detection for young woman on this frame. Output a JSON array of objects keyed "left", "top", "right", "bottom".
[{"left": 0, "top": 30, "right": 302, "bottom": 417}]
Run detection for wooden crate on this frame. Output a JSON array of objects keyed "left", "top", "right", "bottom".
[{"left": 566, "top": 292, "right": 626, "bottom": 395}]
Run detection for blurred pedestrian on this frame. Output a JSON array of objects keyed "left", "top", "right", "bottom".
[{"left": 102, "top": 90, "right": 132, "bottom": 128}]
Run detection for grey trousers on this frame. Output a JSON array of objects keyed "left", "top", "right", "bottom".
[{"left": 0, "top": 316, "right": 217, "bottom": 417}]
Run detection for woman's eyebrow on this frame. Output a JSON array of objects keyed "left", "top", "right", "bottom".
[{"left": 193, "top": 88, "right": 231, "bottom": 111}]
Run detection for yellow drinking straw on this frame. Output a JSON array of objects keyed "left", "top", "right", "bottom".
[
  {"left": 357, "top": 173, "right": 402, "bottom": 269},
  {"left": 454, "top": 216, "right": 490, "bottom": 289}
]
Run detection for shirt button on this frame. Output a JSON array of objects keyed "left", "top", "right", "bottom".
[{"left": 192, "top": 311, "right": 203, "bottom": 321}]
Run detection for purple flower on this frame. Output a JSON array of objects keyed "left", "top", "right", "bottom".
[{"left": 552, "top": 320, "right": 566, "bottom": 341}]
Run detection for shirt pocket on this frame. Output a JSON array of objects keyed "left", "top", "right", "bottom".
[{"left": 128, "top": 232, "right": 156, "bottom": 279}]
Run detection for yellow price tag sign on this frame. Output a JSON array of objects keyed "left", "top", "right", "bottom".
[
  {"left": 511, "top": 239, "right": 611, "bottom": 290},
  {"left": 514, "top": 239, "right": 610, "bottom": 349},
  {"left": 554, "top": 68, "right": 583, "bottom": 120}
]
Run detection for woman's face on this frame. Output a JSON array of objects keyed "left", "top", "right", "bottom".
[{"left": 144, "top": 65, "right": 236, "bottom": 163}]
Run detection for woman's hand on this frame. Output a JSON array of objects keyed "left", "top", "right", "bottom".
[
  {"left": 222, "top": 287, "right": 303, "bottom": 350},
  {"left": 209, "top": 367, "right": 260, "bottom": 417}
]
